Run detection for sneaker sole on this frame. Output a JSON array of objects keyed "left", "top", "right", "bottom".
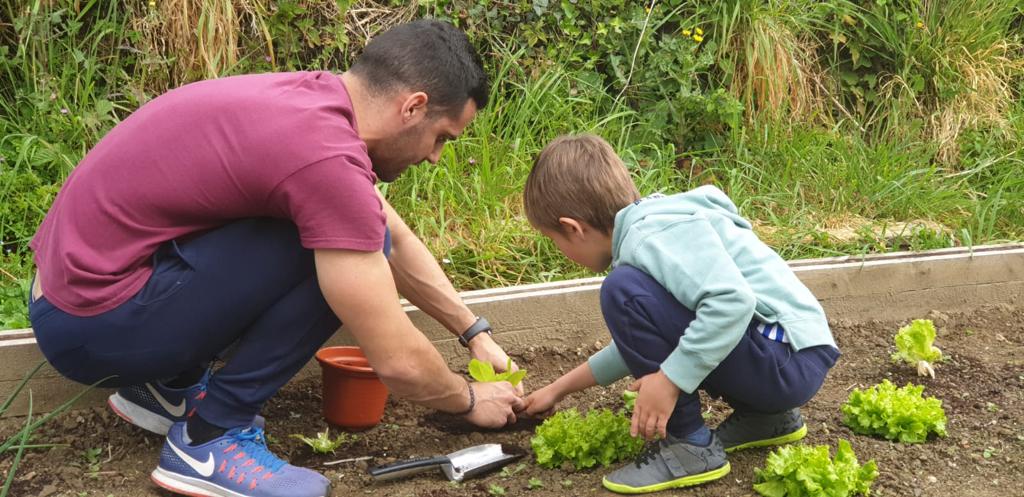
[
  {"left": 724, "top": 424, "right": 807, "bottom": 453},
  {"left": 152, "top": 467, "right": 331, "bottom": 497},
  {"left": 602, "top": 461, "right": 731, "bottom": 494},
  {"left": 151, "top": 467, "right": 246, "bottom": 497},
  {"left": 108, "top": 393, "right": 174, "bottom": 436}
]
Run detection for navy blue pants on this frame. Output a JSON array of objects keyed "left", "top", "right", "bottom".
[
  {"left": 30, "top": 218, "right": 390, "bottom": 429},
  {"left": 600, "top": 265, "right": 839, "bottom": 438}
]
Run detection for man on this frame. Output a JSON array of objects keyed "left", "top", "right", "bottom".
[{"left": 28, "top": 19, "right": 523, "bottom": 497}]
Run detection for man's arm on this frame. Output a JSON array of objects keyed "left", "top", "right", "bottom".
[
  {"left": 315, "top": 248, "right": 522, "bottom": 426},
  {"left": 376, "top": 189, "right": 518, "bottom": 372}
]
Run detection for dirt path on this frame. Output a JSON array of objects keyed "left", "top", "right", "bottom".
[{"left": 3, "top": 304, "right": 1022, "bottom": 497}]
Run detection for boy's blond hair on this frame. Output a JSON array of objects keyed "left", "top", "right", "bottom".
[{"left": 523, "top": 134, "right": 640, "bottom": 235}]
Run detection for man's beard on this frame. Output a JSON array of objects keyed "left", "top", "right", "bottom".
[
  {"left": 371, "top": 157, "right": 413, "bottom": 183},
  {"left": 369, "top": 123, "right": 428, "bottom": 182}
]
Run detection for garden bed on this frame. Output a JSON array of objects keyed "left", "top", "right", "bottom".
[{"left": 2, "top": 303, "right": 1022, "bottom": 497}]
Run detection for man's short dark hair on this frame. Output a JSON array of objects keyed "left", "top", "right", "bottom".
[{"left": 349, "top": 19, "right": 489, "bottom": 117}]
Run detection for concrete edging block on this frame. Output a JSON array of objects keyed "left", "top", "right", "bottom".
[{"left": 3, "top": 243, "right": 1022, "bottom": 415}]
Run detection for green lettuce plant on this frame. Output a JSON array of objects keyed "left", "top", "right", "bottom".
[
  {"left": 468, "top": 358, "right": 527, "bottom": 386},
  {"left": 531, "top": 408, "right": 644, "bottom": 469},
  {"left": 841, "top": 380, "right": 948, "bottom": 443},
  {"left": 892, "top": 319, "right": 943, "bottom": 378},
  {"left": 753, "top": 439, "right": 878, "bottom": 497}
]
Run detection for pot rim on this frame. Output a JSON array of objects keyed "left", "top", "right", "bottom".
[{"left": 315, "top": 346, "right": 377, "bottom": 375}]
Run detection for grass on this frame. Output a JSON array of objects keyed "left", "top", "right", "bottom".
[
  {"left": 0, "top": 1, "right": 1022, "bottom": 329},
  {"left": 0, "top": 361, "right": 107, "bottom": 496}
]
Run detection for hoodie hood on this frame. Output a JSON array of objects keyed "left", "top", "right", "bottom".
[{"left": 611, "top": 185, "right": 751, "bottom": 264}]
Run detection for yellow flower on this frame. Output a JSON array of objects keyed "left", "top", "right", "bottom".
[
  {"left": 916, "top": 21, "right": 924, "bottom": 29},
  {"left": 693, "top": 34, "right": 704, "bottom": 43},
  {"left": 695, "top": 27, "right": 704, "bottom": 35},
  {"left": 682, "top": 29, "right": 692, "bottom": 36}
]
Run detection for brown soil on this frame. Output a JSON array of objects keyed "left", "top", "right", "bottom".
[{"left": 3, "top": 304, "right": 1023, "bottom": 497}]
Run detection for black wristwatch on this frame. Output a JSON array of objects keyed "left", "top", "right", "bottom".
[{"left": 458, "top": 316, "right": 492, "bottom": 348}]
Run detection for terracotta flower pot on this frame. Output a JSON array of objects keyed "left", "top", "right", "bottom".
[{"left": 315, "top": 346, "right": 389, "bottom": 430}]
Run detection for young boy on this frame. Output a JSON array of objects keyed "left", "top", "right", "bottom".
[{"left": 521, "top": 134, "right": 840, "bottom": 494}]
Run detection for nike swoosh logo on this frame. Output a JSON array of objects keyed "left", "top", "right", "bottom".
[
  {"left": 168, "top": 439, "right": 215, "bottom": 477},
  {"left": 146, "top": 383, "right": 187, "bottom": 418}
]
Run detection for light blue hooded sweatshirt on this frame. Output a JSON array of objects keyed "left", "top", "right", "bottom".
[{"left": 587, "top": 185, "right": 836, "bottom": 394}]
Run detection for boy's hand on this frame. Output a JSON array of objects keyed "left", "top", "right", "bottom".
[
  {"left": 629, "top": 370, "right": 680, "bottom": 441},
  {"left": 522, "top": 384, "right": 564, "bottom": 418},
  {"left": 469, "top": 333, "right": 525, "bottom": 395}
]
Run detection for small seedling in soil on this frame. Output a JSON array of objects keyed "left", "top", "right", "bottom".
[
  {"left": 892, "top": 319, "right": 943, "bottom": 378},
  {"left": 982, "top": 447, "right": 998, "bottom": 459},
  {"left": 622, "top": 390, "right": 637, "bottom": 413},
  {"left": 469, "top": 358, "right": 527, "bottom": 386},
  {"left": 81, "top": 446, "right": 103, "bottom": 475},
  {"left": 561, "top": 479, "right": 574, "bottom": 488},
  {"left": 985, "top": 402, "right": 1000, "bottom": 413},
  {"left": 488, "top": 484, "right": 507, "bottom": 496},
  {"left": 499, "top": 463, "right": 526, "bottom": 478},
  {"left": 527, "top": 477, "right": 544, "bottom": 490},
  {"left": 290, "top": 429, "right": 355, "bottom": 454}
]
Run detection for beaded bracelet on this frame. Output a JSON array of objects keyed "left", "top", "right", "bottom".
[{"left": 455, "top": 381, "right": 476, "bottom": 416}]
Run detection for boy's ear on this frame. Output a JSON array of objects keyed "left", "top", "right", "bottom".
[{"left": 557, "top": 217, "right": 585, "bottom": 238}]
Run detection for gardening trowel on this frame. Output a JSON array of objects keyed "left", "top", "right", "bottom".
[{"left": 368, "top": 444, "right": 524, "bottom": 482}]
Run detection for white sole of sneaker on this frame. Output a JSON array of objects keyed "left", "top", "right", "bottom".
[
  {"left": 151, "top": 467, "right": 247, "bottom": 497},
  {"left": 108, "top": 393, "right": 174, "bottom": 436}
]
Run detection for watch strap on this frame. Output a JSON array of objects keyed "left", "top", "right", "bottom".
[{"left": 458, "top": 316, "right": 492, "bottom": 347}]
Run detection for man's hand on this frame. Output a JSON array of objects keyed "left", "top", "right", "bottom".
[
  {"left": 468, "top": 333, "right": 525, "bottom": 395},
  {"left": 629, "top": 370, "right": 680, "bottom": 440},
  {"left": 522, "top": 383, "right": 564, "bottom": 418},
  {"left": 464, "top": 381, "right": 525, "bottom": 428}
]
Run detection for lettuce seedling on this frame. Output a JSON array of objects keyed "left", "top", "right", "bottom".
[
  {"left": 892, "top": 319, "right": 943, "bottom": 378},
  {"left": 622, "top": 390, "right": 638, "bottom": 413},
  {"left": 753, "top": 439, "right": 877, "bottom": 497},
  {"left": 841, "top": 379, "right": 948, "bottom": 443},
  {"left": 531, "top": 408, "right": 644, "bottom": 469},
  {"left": 468, "top": 358, "right": 527, "bottom": 386},
  {"left": 289, "top": 429, "right": 355, "bottom": 454}
]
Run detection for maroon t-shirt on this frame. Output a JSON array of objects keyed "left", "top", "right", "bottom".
[{"left": 31, "top": 71, "right": 385, "bottom": 316}]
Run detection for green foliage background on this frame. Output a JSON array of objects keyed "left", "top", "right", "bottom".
[{"left": 1, "top": 0, "right": 1023, "bottom": 330}]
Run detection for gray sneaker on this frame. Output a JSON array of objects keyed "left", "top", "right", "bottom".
[
  {"left": 714, "top": 408, "right": 807, "bottom": 453},
  {"left": 602, "top": 434, "right": 730, "bottom": 494}
]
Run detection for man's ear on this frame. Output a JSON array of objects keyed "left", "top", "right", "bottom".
[
  {"left": 400, "top": 91, "right": 429, "bottom": 124},
  {"left": 557, "top": 217, "right": 585, "bottom": 239}
]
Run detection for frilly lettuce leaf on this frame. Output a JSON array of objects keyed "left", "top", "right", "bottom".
[
  {"left": 531, "top": 408, "right": 644, "bottom": 469},
  {"left": 753, "top": 439, "right": 878, "bottom": 497},
  {"left": 841, "top": 379, "right": 948, "bottom": 443},
  {"left": 892, "top": 319, "right": 943, "bottom": 377}
]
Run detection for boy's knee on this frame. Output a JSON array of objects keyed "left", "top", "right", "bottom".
[{"left": 600, "top": 265, "right": 659, "bottom": 310}]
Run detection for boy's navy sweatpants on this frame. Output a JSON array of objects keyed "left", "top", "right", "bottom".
[
  {"left": 30, "top": 218, "right": 390, "bottom": 430},
  {"left": 601, "top": 265, "right": 840, "bottom": 439}
]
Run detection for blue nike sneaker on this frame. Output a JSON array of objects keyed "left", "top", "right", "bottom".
[
  {"left": 109, "top": 371, "right": 264, "bottom": 435},
  {"left": 151, "top": 422, "right": 331, "bottom": 497}
]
